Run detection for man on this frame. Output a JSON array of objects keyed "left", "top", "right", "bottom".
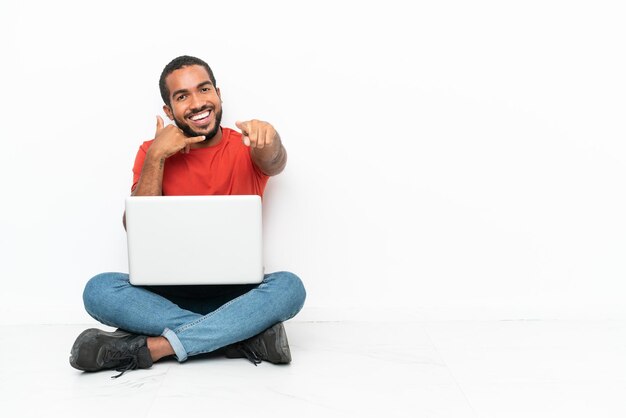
[{"left": 69, "top": 55, "right": 306, "bottom": 377}]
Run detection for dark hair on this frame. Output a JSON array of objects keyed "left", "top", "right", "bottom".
[{"left": 159, "top": 55, "right": 217, "bottom": 106}]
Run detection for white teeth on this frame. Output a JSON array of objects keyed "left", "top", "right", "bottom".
[{"left": 190, "top": 111, "right": 210, "bottom": 121}]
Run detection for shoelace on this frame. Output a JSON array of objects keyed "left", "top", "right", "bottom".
[
  {"left": 101, "top": 349, "right": 140, "bottom": 379},
  {"left": 237, "top": 344, "right": 262, "bottom": 366}
]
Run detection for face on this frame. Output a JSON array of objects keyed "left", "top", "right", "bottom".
[{"left": 163, "top": 65, "right": 223, "bottom": 140}]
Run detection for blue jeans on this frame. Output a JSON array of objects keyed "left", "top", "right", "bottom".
[{"left": 82, "top": 271, "right": 306, "bottom": 362}]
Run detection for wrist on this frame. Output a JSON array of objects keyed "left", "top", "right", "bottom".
[{"left": 146, "top": 148, "right": 167, "bottom": 165}]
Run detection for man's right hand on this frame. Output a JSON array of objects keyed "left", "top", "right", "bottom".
[{"left": 148, "top": 116, "right": 206, "bottom": 160}]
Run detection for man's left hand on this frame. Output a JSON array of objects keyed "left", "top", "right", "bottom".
[{"left": 235, "top": 120, "right": 279, "bottom": 149}]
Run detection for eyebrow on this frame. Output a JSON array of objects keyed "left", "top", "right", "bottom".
[{"left": 171, "top": 81, "right": 214, "bottom": 99}]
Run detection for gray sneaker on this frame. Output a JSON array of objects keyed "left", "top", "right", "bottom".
[
  {"left": 224, "top": 323, "right": 292, "bottom": 365},
  {"left": 69, "top": 328, "right": 153, "bottom": 378}
]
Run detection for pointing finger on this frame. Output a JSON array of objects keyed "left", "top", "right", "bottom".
[
  {"left": 237, "top": 121, "right": 252, "bottom": 146},
  {"left": 235, "top": 120, "right": 250, "bottom": 135}
]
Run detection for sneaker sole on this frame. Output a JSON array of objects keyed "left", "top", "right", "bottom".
[
  {"left": 267, "top": 323, "right": 291, "bottom": 364},
  {"left": 69, "top": 328, "right": 132, "bottom": 371},
  {"left": 70, "top": 329, "right": 101, "bottom": 371}
]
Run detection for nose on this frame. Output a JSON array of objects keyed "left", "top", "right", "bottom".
[{"left": 189, "top": 93, "right": 204, "bottom": 111}]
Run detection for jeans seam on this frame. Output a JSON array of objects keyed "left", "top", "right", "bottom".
[{"left": 173, "top": 280, "right": 269, "bottom": 334}]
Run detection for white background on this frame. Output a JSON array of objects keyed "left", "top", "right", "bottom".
[{"left": 1, "top": 0, "right": 624, "bottom": 324}]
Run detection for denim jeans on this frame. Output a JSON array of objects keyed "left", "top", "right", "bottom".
[{"left": 82, "top": 271, "right": 306, "bottom": 361}]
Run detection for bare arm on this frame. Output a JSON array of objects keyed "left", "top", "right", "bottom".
[
  {"left": 132, "top": 151, "right": 166, "bottom": 197},
  {"left": 236, "top": 119, "right": 287, "bottom": 176},
  {"left": 123, "top": 116, "right": 205, "bottom": 229}
]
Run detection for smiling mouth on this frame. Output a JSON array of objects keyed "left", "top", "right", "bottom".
[{"left": 188, "top": 110, "right": 212, "bottom": 125}]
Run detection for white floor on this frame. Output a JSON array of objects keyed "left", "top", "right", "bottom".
[{"left": 1, "top": 320, "right": 625, "bottom": 418}]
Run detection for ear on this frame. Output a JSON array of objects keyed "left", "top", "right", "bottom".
[
  {"left": 163, "top": 105, "right": 174, "bottom": 121},
  {"left": 217, "top": 87, "right": 222, "bottom": 101}
]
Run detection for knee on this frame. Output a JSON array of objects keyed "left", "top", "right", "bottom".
[
  {"left": 83, "top": 272, "right": 129, "bottom": 316},
  {"left": 271, "top": 271, "right": 306, "bottom": 314}
]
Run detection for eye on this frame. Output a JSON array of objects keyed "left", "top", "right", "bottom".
[
  {"left": 176, "top": 94, "right": 187, "bottom": 101},
  {"left": 201, "top": 87, "right": 211, "bottom": 93}
]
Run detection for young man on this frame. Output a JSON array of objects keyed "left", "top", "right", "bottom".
[{"left": 69, "top": 56, "right": 306, "bottom": 377}]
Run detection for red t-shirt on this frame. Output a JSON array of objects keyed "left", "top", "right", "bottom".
[{"left": 131, "top": 127, "right": 269, "bottom": 196}]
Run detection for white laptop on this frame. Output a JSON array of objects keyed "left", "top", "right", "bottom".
[{"left": 125, "top": 195, "right": 264, "bottom": 285}]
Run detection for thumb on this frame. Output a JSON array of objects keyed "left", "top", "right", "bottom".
[{"left": 156, "top": 115, "right": 164, "bottom": 132}]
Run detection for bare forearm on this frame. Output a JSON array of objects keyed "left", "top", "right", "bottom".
[
  {"left": 236, "top": 119, "right": 287, "bottom": 176},
  {"left": 133, "top": 151, "right": 166, "bottom": 196},
  {"left": 124, "top": 116, "right": 205, "bottom": 229},
  {"left": 251, "top": 138, "right": 287, "bottom": 176},
  {"left": 123, "top": 152, "right": 165, "bottom": 230},
  {"left": 133, "top": 116, "right": 205, "bottom": 196}
]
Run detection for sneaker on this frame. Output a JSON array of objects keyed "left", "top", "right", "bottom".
[
  {"left": 69, "top": 328, "right": 153, "bottom": 378},
  {"left": 224, "top": 322, "right": 292, "bottom": 365}
]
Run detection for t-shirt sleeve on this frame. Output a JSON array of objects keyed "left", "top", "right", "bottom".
[{"left": 131, "top": 144, "right": 149, "bottom": 193}]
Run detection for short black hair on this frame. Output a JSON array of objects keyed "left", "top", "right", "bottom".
[{"left": 159, "top": 55, "right": 217, "bottom": 106}]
